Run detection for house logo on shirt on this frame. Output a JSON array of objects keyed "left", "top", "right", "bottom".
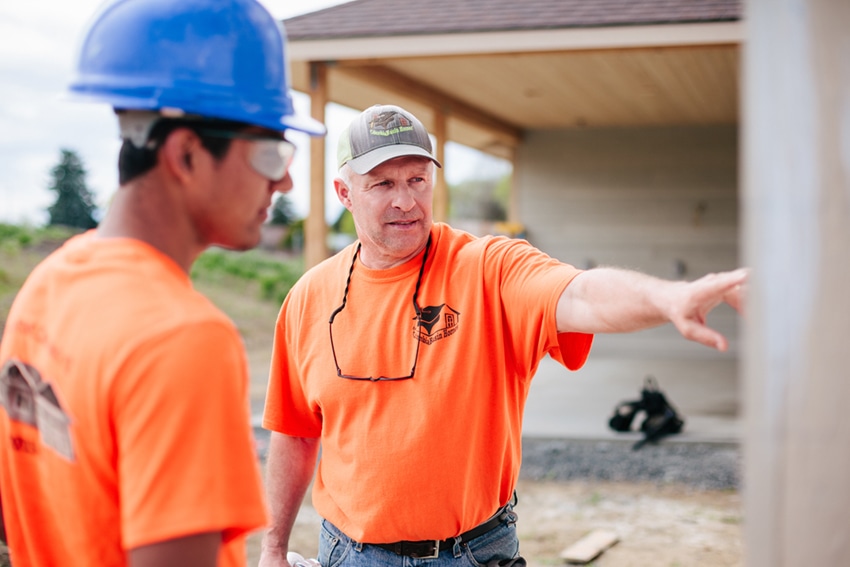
[
  {"left": 0, "top": 359, "right": 75, "bottom": 461},
  {"left": 413, "top": 304, "right": 460, "bottom": 345}
]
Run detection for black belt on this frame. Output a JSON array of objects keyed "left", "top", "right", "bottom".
[{"left": 371, "top": 500, "right": 515, "bottom": 559}]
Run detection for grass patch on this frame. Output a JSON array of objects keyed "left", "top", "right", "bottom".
[
  {"left": 1, "top": 225, "right": 305, "bottom": 344},
  {"left": 1, "top": 224, "right": 77, "bottom": 333},
  {"left": 191, "top": 247, "right": 303, "bottom": 306},
  {"left": 0, "top": 223, "right": 75, "bottom": 251}
]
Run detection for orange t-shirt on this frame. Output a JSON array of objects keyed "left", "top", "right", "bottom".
[
  {"left": 264, "top": 223, "right": 592, "bottom": 543},
  {"left": 0, "top": 233, "right": 268, "bottom": 566}
]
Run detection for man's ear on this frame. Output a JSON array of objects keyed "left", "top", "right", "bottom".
[
  {"left": 159, "top": 128, "right": 200, "bottom": 184},
  {"left": 333, "top": 177, "right": 353, "bottom": 211}
]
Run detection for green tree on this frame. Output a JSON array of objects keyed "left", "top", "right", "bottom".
[
  {"left": 449, "top": 177, "right": 508, "bottom": 222},
  {"left": 47, "top": 149, "right": 98, "bottom": 229},
  {"left": 269, "top": 193, "right": 298, "bottom": 226},
  {"left": 331, "top": 208, "right": 357, "bottom": 235},
  {"left": 269, "top": 194, "right": 305, "bottom": 252}
]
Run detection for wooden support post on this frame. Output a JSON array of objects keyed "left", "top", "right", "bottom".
[
  {"left": 305, "top": 61, "right": 328, "bottom": 270},
  {"left": 508, "top": 146, "right": 520, "bottom": 224},
  {"left": 432, "top": 111, "right": 448, "bottom": 222},
  {"left": 743, "top": 0, "right": 850, "bottom": 564}
]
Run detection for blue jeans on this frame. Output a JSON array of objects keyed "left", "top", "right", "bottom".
[{"left": 317, "top": 508, "right": 520, "bottom": 566}]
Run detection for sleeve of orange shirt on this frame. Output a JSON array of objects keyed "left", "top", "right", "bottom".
[
  {"left": 264, "top": 293, "right": 323, "bottom": 438},
  {"left": 111, "top": 320, "right": 268, "bottom": 551},
  {"left": 487, "top": 238, "right": 593, "bottom": 373}
]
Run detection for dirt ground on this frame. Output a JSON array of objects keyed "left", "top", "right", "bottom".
[{"left": 246, "top": 478, "right": 743, "bottom": 566}]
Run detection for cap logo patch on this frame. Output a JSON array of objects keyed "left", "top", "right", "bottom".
[{"left": 369, "top": 111, "right": 414, "bottom": 137}]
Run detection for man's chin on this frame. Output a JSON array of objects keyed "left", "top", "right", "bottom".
[{"left": 213, "top": 234, "right": 262, "bottom": 253}]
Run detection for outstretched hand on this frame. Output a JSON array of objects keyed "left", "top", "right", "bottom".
[
  {"left": 666, "top": 268, "right": 748, "bottom": 351},
  {"left": 558, "top": 265, "right": 748, "bottom": 352}
]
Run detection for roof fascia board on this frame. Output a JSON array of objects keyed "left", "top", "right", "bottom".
[{"left": 287, "top": 22, "right": 744, "bottom": 61}]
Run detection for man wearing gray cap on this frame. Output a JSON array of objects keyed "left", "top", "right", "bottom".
[{"left": 260, "top": 104, "right": 746, "bottom": 566}]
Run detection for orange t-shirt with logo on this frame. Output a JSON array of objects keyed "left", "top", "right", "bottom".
[
  {"left": 0, "top": 233, "right": 268, "bottom": 566},
  {"left": 264, "top": 222, "right": 592, "bottom": 543}
]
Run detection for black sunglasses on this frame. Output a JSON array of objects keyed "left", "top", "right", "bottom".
[{"left": 328, "top": 235, "right": 432, "bottom": 381}]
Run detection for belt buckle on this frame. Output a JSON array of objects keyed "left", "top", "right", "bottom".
[{"left": 411, "top": 540, "right": 440, "bottom": 559}]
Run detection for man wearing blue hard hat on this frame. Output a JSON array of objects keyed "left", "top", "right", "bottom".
[{"left": 0, "top": 1, "right": 325, "bottom": 566}]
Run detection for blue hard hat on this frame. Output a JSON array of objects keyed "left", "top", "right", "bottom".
[{"left": 68, "top": 0, "right": 326, "bottom": 136}]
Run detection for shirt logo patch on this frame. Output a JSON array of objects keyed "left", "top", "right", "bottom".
[
  {"left": 0, "top": 359, "right": 75, "bottom": 461},
  {"left": 414, "top": 304, "right": 460, "bottom": 345}
]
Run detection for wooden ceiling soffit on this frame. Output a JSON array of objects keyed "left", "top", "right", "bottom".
[{"left": 329, "top": 64, "right": 522, "bottom": 148}]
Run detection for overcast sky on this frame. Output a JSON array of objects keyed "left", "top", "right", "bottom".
[{"left": 0, "top": 0, "right": 509, "bottom": 225}]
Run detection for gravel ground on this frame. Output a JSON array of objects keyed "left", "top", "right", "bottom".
[{"left": 519, "top": 436, "right": 741, "bottom": 490}]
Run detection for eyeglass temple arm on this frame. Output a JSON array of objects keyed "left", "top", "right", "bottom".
[
  {"left": 411, "top": 235, "right": 432, "bottom": 315},
  {"left": 328, "top": 243, "right": 361, "bottom": 324}
]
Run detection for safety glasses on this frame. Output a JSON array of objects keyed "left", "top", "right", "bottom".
[
  {"left": 195, "top": 128, "right": 296, "bottom": 182},
  {"left": 328, "top": 235, "right": 432, "bottom": 381}
]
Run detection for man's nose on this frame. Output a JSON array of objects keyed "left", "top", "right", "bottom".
[
  {"left": 273, "top": 171, "right": 294, "bottom": 194},
  {"left": 391, "top": 184, "right": 416, "bottom": 210}
]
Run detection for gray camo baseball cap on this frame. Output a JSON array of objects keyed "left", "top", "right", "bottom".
[{"left": 337, "top": 104, "right": 442, "bottom": 174}]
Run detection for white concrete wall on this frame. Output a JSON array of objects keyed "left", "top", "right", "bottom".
[{"left": 518, "top": 125, "right": 740, "bottom": 359}]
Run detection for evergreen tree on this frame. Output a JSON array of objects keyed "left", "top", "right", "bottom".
[
  {"left": 449, "top": 177, "right": 507, "bottom": 221},
  {"left": 331, "top": 208, "right": 357, "bottom": 235},
  {"left": 46, "top": 149, "right": 98, "bottom": 229},
  {"left": 269, "top": 193, "right": 298, "bottom": 226}
]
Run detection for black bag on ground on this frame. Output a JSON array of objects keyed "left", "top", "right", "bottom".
[
  {"left": 607, "top": 375, "right": 684, "bottom": 450},
  {"left": 608, "top": 399, "right": 642, "bottom": 432}
]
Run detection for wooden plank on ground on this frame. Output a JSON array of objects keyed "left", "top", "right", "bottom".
[{"left": 559, "top": 529, "right": 620, "bottom": 564}]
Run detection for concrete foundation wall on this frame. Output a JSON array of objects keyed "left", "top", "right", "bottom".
[{"left": 517, "top": 125, "right": 740, "bottom": 360}]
